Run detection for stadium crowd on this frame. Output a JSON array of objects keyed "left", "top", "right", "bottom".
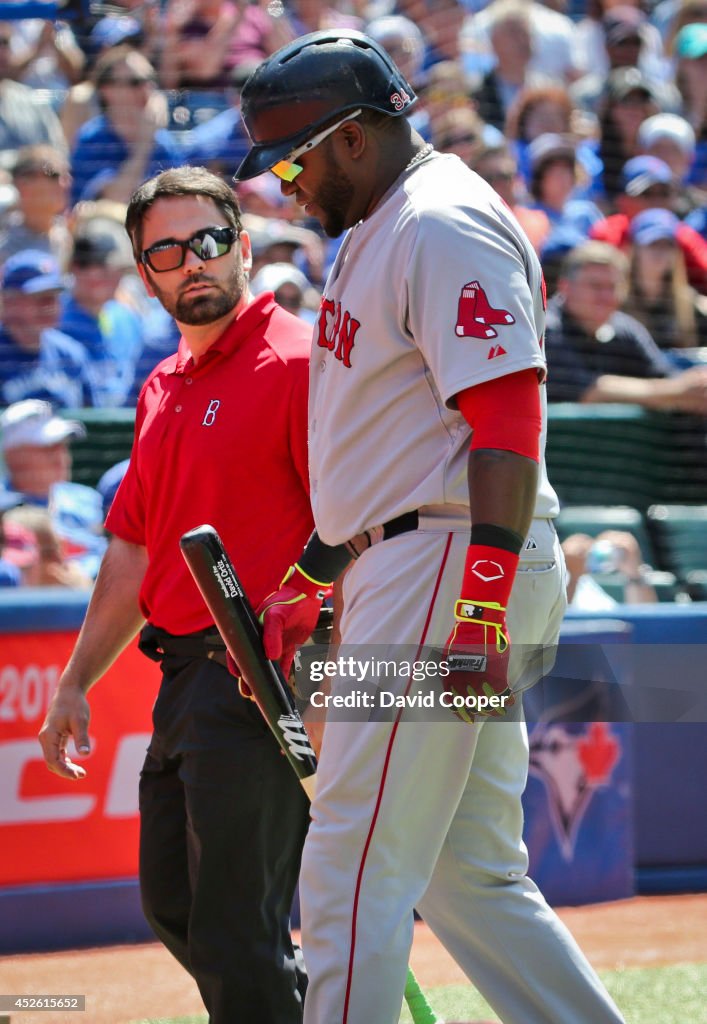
[{"left": 0, "top": 0, "right": 706, "bottom": 596}]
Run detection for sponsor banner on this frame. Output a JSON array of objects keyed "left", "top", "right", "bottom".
[{"left": 0, "top": 633, "right": 159, "bottom": 887}]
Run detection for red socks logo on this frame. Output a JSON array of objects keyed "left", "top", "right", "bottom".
[{"left": 455, "top": 281, "right": 515, "bottom": 340}]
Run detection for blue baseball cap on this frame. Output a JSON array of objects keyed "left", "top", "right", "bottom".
[
  {"left": 0, "top": 250, "right": 66, "bottom": 294},
  {"left": 621, "top": 155, "right": 673, "bottom": 196},
  {"left": 630, "top": 208, "right": 679, "bottom": 246},
  {"left": 540, "top": 224, "right": 586, "bottom": 263}
]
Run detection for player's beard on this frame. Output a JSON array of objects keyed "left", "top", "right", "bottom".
[
  {"left": 313, "top": 162, "right": 356, "bottom": 238},
  {"left": 147, "top": 261, "right": 248, "bottom": 325}
]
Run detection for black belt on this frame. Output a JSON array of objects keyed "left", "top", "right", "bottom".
[
  {"left": 346, "top": 510, "right": 419, "bottom": 559},
  {"left": 139, "top": 624, "right": 228, "bottom": 666},
  {"left": 382, "top": 509, "right": 419, "bottom": 539}
]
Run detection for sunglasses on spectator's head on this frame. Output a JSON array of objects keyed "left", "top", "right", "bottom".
[
  {"left": 140, "top": 226, "right": 238, "bottom": 272},
  {"left": 269, "top": 109, "right": 362, "bottom": 182}
]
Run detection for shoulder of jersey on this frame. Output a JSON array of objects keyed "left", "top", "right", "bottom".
[{"left": 406, "top": 154, "right": 499, "bottom": 214}]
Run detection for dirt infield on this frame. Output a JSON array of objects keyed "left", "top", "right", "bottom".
[{"left": 1, "top": 895, "right": 705, "bottom": 1024}]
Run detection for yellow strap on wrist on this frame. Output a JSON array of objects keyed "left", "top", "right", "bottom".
[{"left": 291, "top": 562, "right": 333, "bottom": 589}]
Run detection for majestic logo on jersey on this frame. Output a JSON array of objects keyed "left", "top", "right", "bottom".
[
  {"left": 316, "top": 298, "right": 361, "bottom": 368},
  {"left": 487, "top": 344, "right": 507, "bottom": 360},
  {"left": 529, "top": 722, "right": 621, "bottom": 860},
  {"left": 455, "top": 281, "right": 515, "bottom": 340}
]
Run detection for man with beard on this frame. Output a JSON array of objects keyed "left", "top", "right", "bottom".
[{"left": 39, "top": 167, "right": 313, "bottom": 1024}]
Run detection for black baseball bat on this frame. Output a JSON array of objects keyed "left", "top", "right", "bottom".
[{"left": 179, "top": 524, "right": 317, "bottom": 800}]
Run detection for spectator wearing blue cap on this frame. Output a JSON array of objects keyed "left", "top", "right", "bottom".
[
  {"left": 544, "top": 240, "right": 707, "bottom": 414},
  {"left": 624, "top": 207, "right": 707, "bottom": 350},
  {"left": 0, "top": 250, "right": 90, "bottom": 409},
  {"left": 70, "top": 46, "right": 180, "bottom": 207},
  {"left": 59, "top": 216, "right": 144, "bottom": 407},
  {"left": 590, "top": 155, "right": 707, "bottom": 294}
]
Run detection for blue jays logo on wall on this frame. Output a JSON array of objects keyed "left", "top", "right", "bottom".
[{"left": 528, "top": 722, "right": 621, "bottom": 861}]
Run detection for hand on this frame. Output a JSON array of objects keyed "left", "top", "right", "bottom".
[
  {"left": 38, "top": 683, "right": 91, "bottom": 781},
  {"left": 256, "top": 564, "right": 333, "bottom": 680},
  {"left": 443, "top": 601, "right": 514, "bottom": 723},
  {"left": 224, "top": 649, "right": 255, "bottom": 700}
]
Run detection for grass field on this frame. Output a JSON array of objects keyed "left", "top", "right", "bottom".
[{"left": 129, "top": 962, "right": 707, "bottom": 1024}]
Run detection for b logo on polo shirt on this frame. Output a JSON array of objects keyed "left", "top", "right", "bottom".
[{"left": 203, "top": 399, "right": 220, "bottom": 426}]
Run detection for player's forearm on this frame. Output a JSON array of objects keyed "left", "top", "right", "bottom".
[
  {"left": 58, "top": 537, "right": 147, "bottom": 695},
  {"left": 468, "top": 449, "right": 538, "bottom": 540}
]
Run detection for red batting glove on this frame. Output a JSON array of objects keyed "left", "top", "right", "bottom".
[
  {"left": 443, "top": 600, "right": 514, "bottom": 724},
  {"left": 255, "top": 564, "right": 333, "bottom": 679}
]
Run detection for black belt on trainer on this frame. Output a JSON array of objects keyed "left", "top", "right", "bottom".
[{"left": 139, "top": 623, "right": 228, "bottom": 666}]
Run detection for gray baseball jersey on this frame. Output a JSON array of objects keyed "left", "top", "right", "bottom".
[
  {"left": 308, "top": 152, "right": 559, "bottom": 546},
  {"left": 299, "top": 150, "right": 625, "bottom": 1024}
]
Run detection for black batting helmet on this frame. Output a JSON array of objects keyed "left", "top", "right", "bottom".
[{"left": 234, "top": 30, "right": 416, "bottom": 181}]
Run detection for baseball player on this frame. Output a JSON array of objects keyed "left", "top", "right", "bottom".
[{"left": 235, "top": 32, "right": 627, "bottom": 1024}]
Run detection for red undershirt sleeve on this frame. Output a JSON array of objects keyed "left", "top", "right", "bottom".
[{"left": 455, "top": 368, "right": 542, "bottom": 462}]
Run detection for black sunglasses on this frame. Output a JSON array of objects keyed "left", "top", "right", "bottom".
[{"left": 140, "top": 226, "right": 238, "bottom": 272}]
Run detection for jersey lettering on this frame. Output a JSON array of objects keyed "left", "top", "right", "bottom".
[
  {"left": 316, "top": 298, "right": 336, "bottom": 351},
  {"left": 316, "top": 299, "right": 360, "bottom": 368},
  {"left": 202, "top": 399, "right": 220, "bottom": 426}
]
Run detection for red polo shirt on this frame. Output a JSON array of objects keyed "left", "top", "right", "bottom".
[{"left": 106, "top": 293, "right": 314, "bottom": 635}]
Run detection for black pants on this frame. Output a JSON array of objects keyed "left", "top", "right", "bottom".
[{"left": 138, "top": 649, "right": 310, "bottom": 1024}]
